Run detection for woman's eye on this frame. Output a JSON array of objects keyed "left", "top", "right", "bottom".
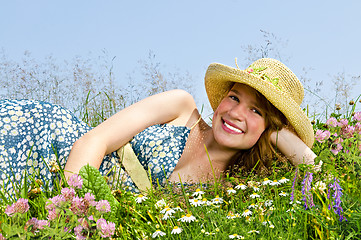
[
  {"left": 252, "top": 108, "right": 263, "bottom": 116},
  {"left": 229, "top": 95, "right": 239, "bottom": 102}
]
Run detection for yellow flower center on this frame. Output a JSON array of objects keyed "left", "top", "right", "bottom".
[{"left": 186, "top": 214, "right": 192, "bottom": 217}]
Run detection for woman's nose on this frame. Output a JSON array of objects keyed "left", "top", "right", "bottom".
[{"left": 228, "top": 103, "right": 247, "bottom": 121}]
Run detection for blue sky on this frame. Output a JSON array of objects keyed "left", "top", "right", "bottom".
[{"left": 1, "top": 0, "right": 360, "bottom": 114}]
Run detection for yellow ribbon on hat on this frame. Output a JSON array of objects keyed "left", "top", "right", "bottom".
[{"left": 117, "top": 143, "right": 152, "bottom": 193}]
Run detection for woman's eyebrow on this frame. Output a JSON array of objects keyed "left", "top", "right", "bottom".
[
  {"left": 230, "top": 89, "right": 261, "bottom": 108},
  {"left": 229, "top": 89, "right": 239, "bottom": 94}
]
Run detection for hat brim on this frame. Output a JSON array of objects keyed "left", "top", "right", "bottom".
[{"left": 205, "top": 63, "right": 314, "bottom": 148}]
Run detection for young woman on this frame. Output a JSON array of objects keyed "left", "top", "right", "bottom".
[{"left": 0, "top": 58, "right": 316, "bottom": 195}]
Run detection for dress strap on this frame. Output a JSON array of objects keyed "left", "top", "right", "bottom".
[
  {"left": 190, "top": 116, "right": 202, "bottom": 129},
  {"left": 117, "top": 143, "right": 152, "bottom": 193}
]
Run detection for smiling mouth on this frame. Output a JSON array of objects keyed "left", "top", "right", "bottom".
[{"left": 222, "top": 119, "right": 244, "bottom": 134}]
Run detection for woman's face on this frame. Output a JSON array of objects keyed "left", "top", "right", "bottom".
[{"left": 212, "top": 83, "right": 267, "bottom": 151}]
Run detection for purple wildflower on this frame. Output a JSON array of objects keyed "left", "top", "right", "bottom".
[
  {"left": 47, "top": 208, "right": 57, "bottom": 221},
  {"left": 46, "top": 194, "right": 66, "bottom": 210},
  {"left": 25, "top": 218, "right": 49, "bottom": 232},
  {"left": 341, "top": 125, "right": 355, "bottom": 138},
  {"left": 84, "top": 192, "right": 97, "bottom": 207},
  {"left": 326, "top": 117, "right": 338, "bottom": 127},
  {"left": 96, "top": 218, "right": 116, "bottom": 238},
  {"left": 355, "top": 122, "right": 361, "bottom": 134},
  {"left": 4, "top": 204, "right": 15, "bottom": 217},
  {"left": 96, "top": 200, "right": 111, "bottom": 213},
  {"left": 61, "top": 187, "right": 76, "bottom": 201},
  {"left": 331, "top": 143, "right": 343, "bottom": 155},
  {"left": 37, "top": 219, "right": 49, "bottom": 229},
  {"left": 5, "top": 198, "right": 30, "bottom": 216},
  {"left": 68, "top": 174, "right": 83, "bottom": 189},
  {"left": 301, "top": 172, "right": 315, "bottom": 209},
  {"left": 74, "top": 225, "right": 86, "bottom": 240},
  {"left": 78, "top": 217, "right": 90, "bottom": 229},
  {"left": 353, "top": 111, "right": 361, "bottom": 122},
  {"left": 328, "top": 178, "right": 346, "bottom": 222},
  {"left": 70, "top": 197, "right": 87, "bottom": 216},
  {"left": 0, "top": 233, "right": 5, "bottom": 240},
  {"left": 338, "top": 119, "right": 349, "bottom": 128},
  {"left": 290, "top": 168, "right": 298, "bottom": 202},
  {"left": 315, "top": 130, "right": 331, "bottom": 143}
]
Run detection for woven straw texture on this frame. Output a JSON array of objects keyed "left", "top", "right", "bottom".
[{"left": 204, "top": 58, "right": 314, "bottom": 148}]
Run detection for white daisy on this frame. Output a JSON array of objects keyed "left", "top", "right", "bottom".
[
  {"left": 227, "top": 188, "right": 237, "bottom": 194},
  {"left": 178, "top": 213, "right": 196, "bottom": 223},
  {"left": 241, "top": 209, "right": 252, "bottom": 217},
  {"left": 279, "top": 191, "right": 288, "bottom": 197},
  {"left": 172, "top": 206, "right": 184, "bottom": 212},
  {"left": 135, "top": 194, "right": 148, "bottom": 203},
  {"left": 155, "top": 199, "right": 167, "bottom": 208},
  {"left": 278, "top": 177, "right": 290, "bottom": 184},
  {"left": 189, "top": 198, "right": 203, "bottom": 207},
  {"left": 235, "top": 184, "right": 247, "bottom": 190},
  {"left": 171, "top": 226, "right": 182, "bottom": 234},
  {"left": 226, "top": 212, "right": 240, "bottom": 219},
  {"left": 192, "top": 188, "right": 205, "bottom": 197},
  {"left": 201, "top": 198, "right": 212, "bottom": 206},
  {"left": 249, "top": 193, "right": 260, "bottom": 198},
  {"left": 262, "top": 178, "right": 272, "bottom": 185},
  {"left": 152, "top": 230, "right": 166, "bottom": 238},
  {"left": 264, "top": 200, "right": 273, "bottom": 207},
  {"left": 248, "top": 203, "right": 258, "bottom": 209},
  {"left": 314, "top": 181, "right": 326, "bottom": 192},
  {"left": 269, "top": 180, "right": 281, "bottom": 186},
  {"left": 211, "top": 196, "right": 224, "bottom": 204},
  {"left": 229, "top": 234, "right": 244, "bottom": 239},
  {"left": 161, "top": 207, "right": 175, "bottom": 215}
]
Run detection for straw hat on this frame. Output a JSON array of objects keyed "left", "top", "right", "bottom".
[{"left": 204, "top": 58, "right": 314, "bottom": 148}]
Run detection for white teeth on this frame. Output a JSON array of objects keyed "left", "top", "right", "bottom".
[{"left": 224, "top": 122, "right": 243, "bottom": 133}]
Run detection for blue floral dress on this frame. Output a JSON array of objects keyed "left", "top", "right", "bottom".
[{"left": 0, "top": 99, "right": 190, "bottom": 196}]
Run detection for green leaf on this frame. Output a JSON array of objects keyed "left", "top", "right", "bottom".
[{"left": 79, "top": 164, "right": 119, "bottom": 222}]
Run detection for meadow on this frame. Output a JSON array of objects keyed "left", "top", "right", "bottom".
[{"left": 0, "top": 95, "right": 360, "bottom": 240}]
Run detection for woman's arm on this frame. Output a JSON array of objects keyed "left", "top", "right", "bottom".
[
  {"left": 270, "top": 128, "right": 316, "bottom": 166},
  {"left": 64, "top": 89, "right": 198, "bottom": 178}
]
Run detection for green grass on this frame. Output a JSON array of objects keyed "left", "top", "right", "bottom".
[{"left": 0, "top": 96, "right": 361, "bottom": 239}]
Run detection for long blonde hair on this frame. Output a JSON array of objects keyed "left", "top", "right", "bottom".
[{"left": 229, "top": 89, "right": 290, "bottom": 172}]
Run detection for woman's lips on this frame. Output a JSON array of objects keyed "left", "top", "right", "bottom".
[{"left": 222, "top": 119, "right": 244, "bottom": 134}]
